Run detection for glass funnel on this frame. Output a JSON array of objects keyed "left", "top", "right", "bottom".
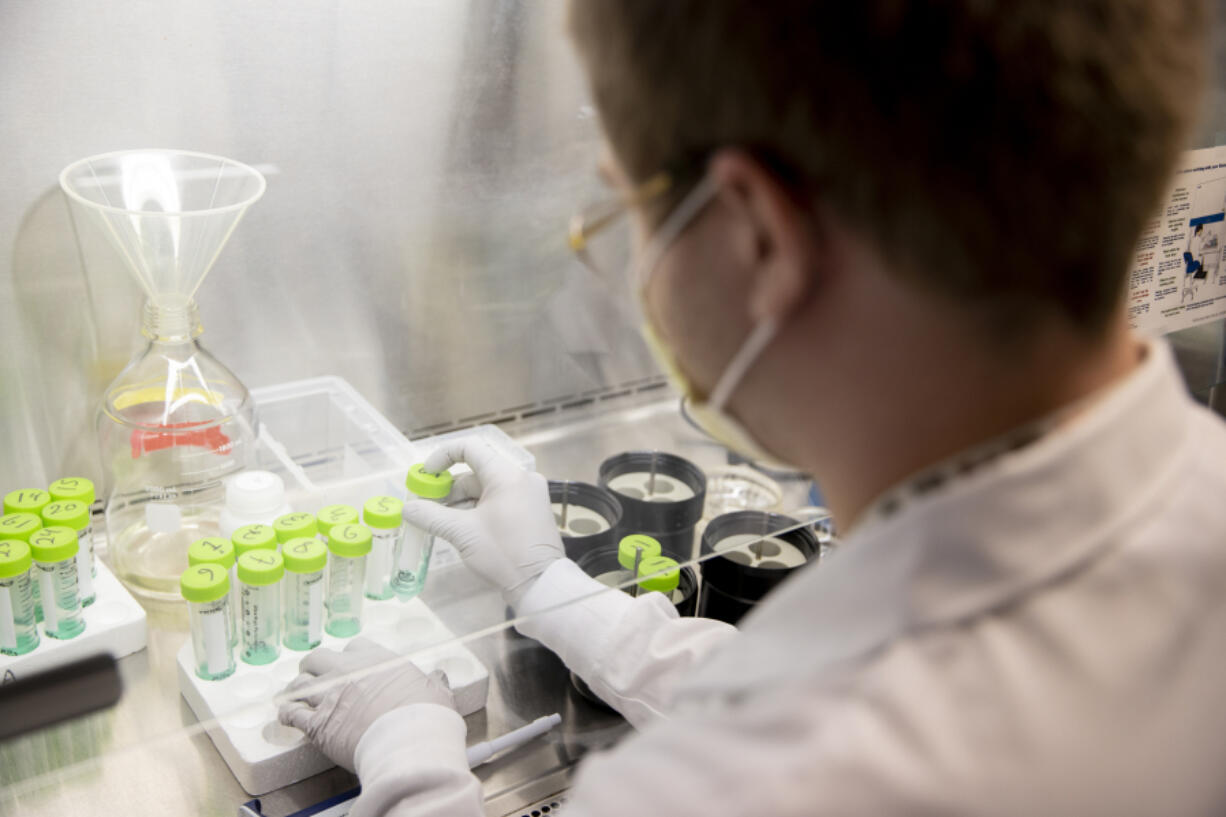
[{"left": 60, "top": 150, "right": 266, "bottom": 600}]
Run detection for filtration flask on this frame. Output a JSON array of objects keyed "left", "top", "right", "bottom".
[{"left": 60, "top": 150, "right": 266, "bottom": 599}]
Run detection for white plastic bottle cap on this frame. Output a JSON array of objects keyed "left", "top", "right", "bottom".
[{"left": 225, "top": 471, "right": 287, "bottom": 518}]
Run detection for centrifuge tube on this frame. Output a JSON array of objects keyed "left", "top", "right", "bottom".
[
  {"left": 0, "top": 512, "right": 42, "bottom": 623},
  {"left": 619, "top": 534, "right": 661, "bottom": 598},
  {"left": 363, "top": 496, "right": 402, "bottom": 601},
  {"left": 0, "top": 513, "right": 41, "bottom": 543},
  {"left": 47, "top": 478, "right": 96, "bottom": 578},
  {"left": 281, "top": 537, "right": 327, "bottom": 651},
  {"left": 29, "top": 526, "right": 84, "bottom": 640},
  {"left": 189, "top": 537, "right": 238, "bottom": 648},
  {"left": 0, "top": 539, "right": 38, "bottom": 656},
  {"left": 237, "top": 549, "right": 284, "bottom": 665},
  {"left": 180, "top": 563, "right": 236, "bottom": 681},
  {"left": 189, "top": 536, "right": 236, "bottom": 574},
  {"left": 635, "top": 555, "right": 681, "bottom": 597},
  {"left": 41, "top": 500, "right": 94, "bottom": 607},
  {"left": 232, "top": 523, "right": 278, "bottom": 559},
  {"left": 274, "top": 512, "right": 318, "bottom": 545},
  {"left": 316, "top": 504, "right": 359, "bottom": 544},
  {"left": 394, "top": 464, "right": 453, "bottom": 600},
  {"left": 325, "top": 523, "right": 371, "bottom": 637},
  {"left": 3, "top": 488, "right": 50, "bottom": 517}
]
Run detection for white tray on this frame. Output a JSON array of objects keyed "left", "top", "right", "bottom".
[
  {"left": 177, "top": 596, "right": 489, "bottom": 795},
  {"left": 0, "top": 561, "right": 147, "bottom": 682}
]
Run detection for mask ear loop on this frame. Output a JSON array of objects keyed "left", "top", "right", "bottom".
[
  {"left": 632, "top": 172, "right": 780, "bottom": 411},
  {"left": 632, "top": 175, "right": 721, "bottom": 296},
  {"left": 707, "top": 318, "right": 780, "bottom": 410}
]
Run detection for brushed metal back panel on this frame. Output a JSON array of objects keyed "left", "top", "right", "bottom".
[
  {"left": 4, "top": 1, "right": 1226, "bottom": 493},
  {"left": 0, "top": 0, "right": 653, "bottom": 490}
]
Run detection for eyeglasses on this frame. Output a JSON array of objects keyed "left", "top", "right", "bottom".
[{"left": 567, "top": 171, "right": 673, "bottom": 282}]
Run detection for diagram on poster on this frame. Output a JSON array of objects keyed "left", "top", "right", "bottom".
[{"left": 1128, "top": 145, "right": 1226, "bottom": 336}]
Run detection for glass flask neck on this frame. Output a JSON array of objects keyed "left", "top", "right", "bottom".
[{"left": 142, "top": 297, "right": 204, "bottom": 342}]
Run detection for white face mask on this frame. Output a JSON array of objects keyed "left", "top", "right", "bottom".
[{"left": 633, "top": 175, "right": 796, "bottom": 471}]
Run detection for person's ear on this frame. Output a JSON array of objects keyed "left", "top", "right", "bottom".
[{"left": 707, "top": 149, "right": 817, "bottom": 324}]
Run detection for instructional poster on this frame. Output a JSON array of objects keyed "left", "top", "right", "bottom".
[{"left": 1128, "top": 145, "right": 1226, "bottom": 336}]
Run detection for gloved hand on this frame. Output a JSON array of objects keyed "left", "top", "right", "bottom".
[
  {"left": 402, "top": 438, "right": 564, "bottom": 609},
  {"left": 277, "top": 637, "right": 455, "bottom": 772}
]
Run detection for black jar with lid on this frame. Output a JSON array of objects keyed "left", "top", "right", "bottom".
[
  {"left": 598, "top": 451, "right": 706, "bottom": 562},
  {"left": 568, "top": 538, "right": 698, "bottom": 709},
  {"left": 548, "top": 480, "right": 623, "bottom": 562},
  {"left": 698, "top": 510, "right": 820, "bottom": 625}
]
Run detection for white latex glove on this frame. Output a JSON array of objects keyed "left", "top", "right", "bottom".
[
  {"left": 402, "top": 439, "right": 564, "bottom": 609},
  {"left": 277, "top": 637, "right": 456, "bottom": 772}
]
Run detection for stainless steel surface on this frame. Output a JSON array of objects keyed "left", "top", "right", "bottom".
[
  {"left": 0, "top": 396, "right": 816, "bottom": 816},
  {"left": 494, "top": 788, "right": 568, "bottom": 817}
]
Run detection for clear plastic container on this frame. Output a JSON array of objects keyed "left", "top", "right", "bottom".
[
  {"left": 362, "top": 496, "right": 403, "bottom": 601},
  {"left": 237, "top": 550, "right": 284, "bottom": 665},
  {"left": 218, "top": 471, "right": 293, "bottom": 539},
  {"left": 29, "top": 526, "right": 85, "bottom": 640},
  {"left": 247, "top": 372, "right": 532, "bottom": 510},
  {"left": 40, "top": 500, "right": 95, "bottom": 607},
  {"left": 47, "top": 478, "right": 98, "bottom": 578},
  {"left": 281, "top": 537, "right": 327, "bottom": 651},
  {"left": 181, "top": 563, "right": 236, "bottom": 681},
  {"left": 243, "top": 370, "right": 536, "bottom": 573},
  {"left": 325, "top": 523, "right": 371, "bottom": 637},
  {"left": 61, "top": 150, "right": 266, "bottom": 602},
  {"left": 0, "top": 539, "right": 39, "bottom": 656},
  {"left": 394, "top": 464, "right": 453, "bottom": 600}
]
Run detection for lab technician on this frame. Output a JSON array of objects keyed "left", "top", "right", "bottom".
[{"left": 280, "top": 2, "right": 1226, "bottom": 814}]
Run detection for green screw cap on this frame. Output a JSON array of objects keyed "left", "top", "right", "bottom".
[
  {"left": 3, "top": 488, "right": 50, "bottom": 517},
  {"left": 232, "top": 523, "right": 278, "bottom": 556},
  {"left": 618, "top": 534, "right": 662, "bottom": 571},
  {"left": 636, "top": 555, "right": 680, "bottom": 593},
  {"left": 406, "top": 463, "right": 453, "bottom": 500},
  {"left": 274, "top": 512, "right": 318, "bottom": 543},
  {"left": 41, "top": 500, "right": 89, "bottom": 532},
  {"left": 363, "top": 496, "right": 404, "bottom": 530},
  {"left": 188, "top": 537, "right": 236, "bottom": 569},
  {"left": 317, "top": 504, "right": 360, "bottom": 536},
  {"left": 0, "top": 539, "right": 32, "bottom": 579},
  {"left": 0, "top": 513, "right": 42, "bottom": 542},
  {"left": 181, "top": 563, "right": 230, "bottom": 603},
  {"left": 327, "top": 523, "right": 372, "bottom": 559},
  {"left": 282, "top": 537, "right": 328, "bottom": 573},
  {"left": 28, "top": 526, "right": 79, "bottom": 564},
  {"left": 47, "top": 477, "right": 96, "bottom": 506},
  {"left": 237, "top": 549, "right": 285, "bottom": 586}
]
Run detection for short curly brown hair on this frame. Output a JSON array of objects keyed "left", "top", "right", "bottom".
[{"left": 569, "top": 1, "right": 1206, "bottom": 335}]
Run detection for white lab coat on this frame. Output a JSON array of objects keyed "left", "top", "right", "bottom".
[{"left": 351, "top": 339, "right": 1226, "bottom": 816}]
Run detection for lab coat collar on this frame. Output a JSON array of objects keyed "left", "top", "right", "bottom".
[{"left": 680, "top": 339, "right": 1192, "bottom": 698}]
